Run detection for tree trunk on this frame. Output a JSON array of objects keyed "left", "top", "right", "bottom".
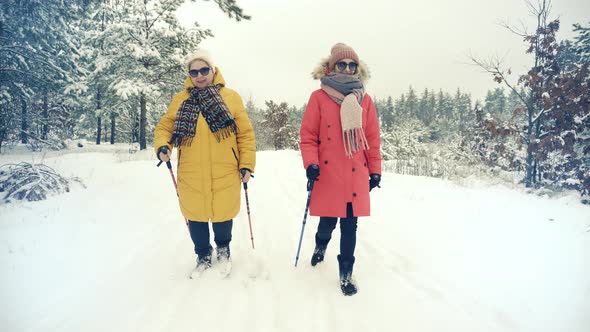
[
  {"left": 525, "top": 2, "right": 547, "bottom": 188},
  {"left": 533, "top": 112, "right": 543, "bottom": 185},
  {"left": 0, "top": 108, "right": 4, "bottom": 153},
  {"left": 21, "top": 98, "right": 27, "bottom": 144},
  {"left": 110, "top": 111, "right": 116, "bottom": 144},
  {"left": 41, "top": 91, "right": 48, "bottom": 140},
  {"left": 524, "top": 88, "right": 538, "bottom": 188},
  {"left": 139, "top": 93, "right": 147, "bottom": 150},
  {"left": 132, "top": 117, "right": 138, "bottom": 143},
  {"left": 0, "top": 116, "right": 4, "bottom": 154},
  {"left": 526, "top": 134, "right": 535, "bottom": 188},
  {"left": 531, "top": 158, "right": 538, "bottom": 184},
  {"left": 96, "top": 90, "right": 102, "bottom": 145},
  {"left": 96, "top": 116, "right": 102, "bottom": 145},
  {"left": 132, "top": 106, "right": 138, "bottom": 143}
]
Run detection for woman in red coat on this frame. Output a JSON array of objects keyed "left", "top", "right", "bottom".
[{"left": 300, "top": 43, "right": 382, "bottom": 296}]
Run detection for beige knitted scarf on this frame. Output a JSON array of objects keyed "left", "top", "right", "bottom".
[{"left": 320, "top": 73, "right": 369, "bottom": 158}]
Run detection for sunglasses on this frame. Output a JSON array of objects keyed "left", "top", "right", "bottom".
[
  {"left": 335, "top": 61, "right": 358, "bottom": 72},
  {"left": 189, "top": 67, "right": 211, "bottom": 77}
]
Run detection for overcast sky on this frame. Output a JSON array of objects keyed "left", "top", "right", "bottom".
[{"left": 177, "top": 0, "right": 589, "bottom": 107}]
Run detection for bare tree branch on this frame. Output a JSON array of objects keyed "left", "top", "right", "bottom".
[
  {"left": 498, "top": 18, "right": 528, "bottom": 37},
  {"left": 467, "top": 51, "right": 533, "bottom": 112}
]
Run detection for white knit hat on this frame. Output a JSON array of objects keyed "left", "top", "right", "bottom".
[{"left": 186, "top": 49, "right": 216, "bottom": 72}]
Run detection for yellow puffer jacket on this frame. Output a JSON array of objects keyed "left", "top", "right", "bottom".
[{"left": 154, "top": 67, "right": 256, "bottom": 222}]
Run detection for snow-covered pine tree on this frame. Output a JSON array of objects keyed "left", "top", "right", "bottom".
[
  {"left": 484, "top": 88, "right": 508, "bottom": 121},
  {"left": 470, "top": 0, "right": 564, "bottom": 188},
  {"left": 430, "top": 90, "right": 454, "bottom": 140},
  {"left": 496, "top": 14, "right": 589, "bottom": 195},
  {"left": 417, "top": 89, "right": 433, "bottom": 127},
  {"left": 517, "top": 16, "right": 561, "bottom": 187},
  {"left": 536, "top": 24, "right": 590, "bottom": 195},
  {"left": 287, "top": 103, "right": 304, "bottom": 132},
  {"left": 80, "top": 0, "right": 249, "bottom": 150},
  {"left": 467, "top": 103, "right": 524, "bottom": 172},
  {"left": 394, "top": 93, "right": 406, "bottom": 122},
  {"left": 0, "top": 101, "right": 17, "bottom": 153},
  {"left": 556, "top": 40, "right": 579, "bottom": 73},
  {"left": 506, "top": 88, "right": 526, "bottom": 121},
  {"left": 92, "top": 0, "right": 201, "bottom": 150},
  {"left": 1, "top": 0, "right": 97, "bottom": 149},
  {"left": 261, "top": 100, "right": 298, "bottom": 150},
  {"left": 572, "top": 22, "right": 590, "bottom": 63},
  {"left": 73, "top": 1, "right": 123, "bottom": 145},
  {"left": 570, "top": 22, "right": 590, "bottom": 196},
  {"left": 453, "top": 88, "right": 472, "bottom": 132},
  {"left": 381, "top": 117, "right": 431, "bottom": 175},
  {"left": 404, "top": 86, "right": 418, "bottom": 119},
  {"left": 381, "top": 96, "right": 395, "bottom": 130},
  {"left": 245, "top": 98, "right": 271, "bottom": 150}
]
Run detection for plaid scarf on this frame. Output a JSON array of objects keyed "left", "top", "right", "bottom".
[
  {"left": 320, "top": 73, "right": 369, "bottom": 158},
  {"left": 171, "top": 84, "right": 237, "bottom": 147}
]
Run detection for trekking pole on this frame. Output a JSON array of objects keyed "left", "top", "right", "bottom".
[
  {"left": 243, "top": 181, "right": 255, "bottom": 249},
  {"left": 295, "top": 179, "right": 314, "bottom": 267},
  {"left": 157, "top": 148, "right": 188, "bottom": 228}
]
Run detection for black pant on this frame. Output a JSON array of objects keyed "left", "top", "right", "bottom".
[
  {"left": 315, "top": 203, "right": 358, "bottom": 259},
  {"left": 188, "top": 219, "right": 233, "bottom": 257}
]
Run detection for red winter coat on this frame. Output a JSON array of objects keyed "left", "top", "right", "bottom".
[{"left": 300, "top": 89, "right": 382, "bottom": 217}]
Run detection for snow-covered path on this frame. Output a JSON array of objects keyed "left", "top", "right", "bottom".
[{"left": 1, "top": 148, "right": 588, "bottom": 332}]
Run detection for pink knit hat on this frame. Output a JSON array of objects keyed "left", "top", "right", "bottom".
[{"left": 328, "top": 43, "right": 360, "bottom": 70}]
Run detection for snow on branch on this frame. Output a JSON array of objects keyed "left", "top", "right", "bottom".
[{"left": 0, "top": 163, "right": 85, "bottom": 203}]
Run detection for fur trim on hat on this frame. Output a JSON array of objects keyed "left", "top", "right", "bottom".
[{"left": 312, "top": 57, "right": 370, "bottom": 84}]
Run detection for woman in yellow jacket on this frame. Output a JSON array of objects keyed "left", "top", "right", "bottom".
[{"left": 154, "top": 50, "right": 256, "bottom": 277}]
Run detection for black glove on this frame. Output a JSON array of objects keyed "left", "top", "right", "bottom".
[
  {"left": 240, "top": 168, "right": 252, "bottom": 178},
  {"left": 306, "top": 164, "right": 320, "bottom": 181},
  {"left": 157, "top": 146, "right": 169, "bottom": 161},
  {"left": 369, "top": 174, "right": 381, "bottom": 192}
]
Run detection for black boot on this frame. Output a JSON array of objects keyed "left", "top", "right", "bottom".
[
  {"left": 196, "top": 246, "right": 212, "bottom": 269},
  {"left": 311, "top": 234, "right": 329, "bottom": 266},
  {"left": 189, "top": 247, "right": 212, "bottom": 279},
  {"left": 311, "top": 245, "right": 327, "bottom": 266},
  {"left": 337, "top": 255, "right": 358, "bottom": 296},
  {"left": 216, "top": 245, "right": 230, "bottom": 261},
  {"left": 215, "top": 244, "right": 232, "bottom": 277}
]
